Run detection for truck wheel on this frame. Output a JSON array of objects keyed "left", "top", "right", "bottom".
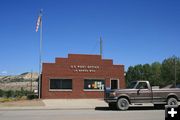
[
  {"left": 117, "top": 98, "right": 129, "bottom": 110},
  {"left": 167, "top": 97, "right": 178, "bottom": 105}
]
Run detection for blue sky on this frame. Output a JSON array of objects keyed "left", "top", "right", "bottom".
[{"left": 0, "top": 0, "right": 180, "bottom": 75}]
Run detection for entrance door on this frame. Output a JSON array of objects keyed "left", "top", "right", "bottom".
[{"left": 111, "top": 79, "right": 118, "bottom": 89}]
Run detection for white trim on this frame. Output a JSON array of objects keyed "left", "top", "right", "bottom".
[
  {"left": 83, "top": 89, "right": 104, "bottom": 92},
  {"left": 84, "top": 77, "right": 106, "bottom": 80},
  {"left": 110, "top": 79, "right": 119, "bottom": 89},
  {"left": 49, "top": 89, "right": 72, "bottom": 92}
]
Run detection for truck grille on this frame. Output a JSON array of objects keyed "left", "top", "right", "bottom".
[{"left": 105, "top": 93, "right": 110, "bottom": 98}]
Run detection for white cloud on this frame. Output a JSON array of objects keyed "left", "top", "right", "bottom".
[{"left": 1, "top": 71, "right": 7, "bottom": 74}]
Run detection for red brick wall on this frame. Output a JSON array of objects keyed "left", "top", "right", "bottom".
[{"left": 41, "top": 54, "right": 125, "bottom": 99}]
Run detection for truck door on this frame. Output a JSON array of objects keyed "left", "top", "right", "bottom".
[{"left": 133, "top": 82, "right": 152, "bottom": 103}]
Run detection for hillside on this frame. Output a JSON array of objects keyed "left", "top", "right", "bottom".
[
  {"left": 0, "top": 72, "right": 39, "bottom": 90},
  {"left": 0, "top": 72, "right": 38, "bottom": 83}
]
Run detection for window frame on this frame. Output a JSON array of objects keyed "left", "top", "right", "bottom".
[
  {"left": 49, "top": 78, "right": 73, "bottom": 91},
  {"left": 135, "top": 82, "right": 148, "bottom": 90},
  {"left": 110, "top": 78, "right": 119, "bottom": 89},
  {"left": 83, "top": 78, "right": 105, "bottom": 91}
]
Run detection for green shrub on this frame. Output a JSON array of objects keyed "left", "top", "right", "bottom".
[
  {"left": 27, "top": 94, "right": 38, "bottom": 100},
  {"left": 0, "top": 89, "right": 33, "bottom": 98},
  {"left": 4, "top": 90, "right": 14, "bottom": 98},
  {"left": 0, "top": 89, "right": 3, "bottom": 97}
]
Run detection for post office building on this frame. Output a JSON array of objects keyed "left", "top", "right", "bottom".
[{"left": 41, "top": 54, "right": 125, "bottom": 98}]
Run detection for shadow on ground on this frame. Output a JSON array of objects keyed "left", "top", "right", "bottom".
[{"left": 95, "top": 106, "right": 165, "bottom": 111}]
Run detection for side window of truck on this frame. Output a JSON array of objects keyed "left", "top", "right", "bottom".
[{"left": 136, "top": 82, "right": 148, "bottom": 89}]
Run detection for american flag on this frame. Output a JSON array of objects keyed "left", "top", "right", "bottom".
[{"left": 36, "top": 15, "right": 41, "bottom": 32}]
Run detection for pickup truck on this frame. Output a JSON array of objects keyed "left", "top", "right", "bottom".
[{"left": 104, "top": 81, "right": 180, "bottom": 110}]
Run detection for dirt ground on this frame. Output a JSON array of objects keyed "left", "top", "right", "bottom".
[{"left": 0, "top": 99, "right": 45, "bottom": 107}]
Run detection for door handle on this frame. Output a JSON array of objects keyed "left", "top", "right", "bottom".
[{"left": 137, "top": 89, "right": 140, "bottom": 95}]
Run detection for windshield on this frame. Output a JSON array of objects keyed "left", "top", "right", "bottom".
[{"left": 127, "top": 81, "right": 137, "bottom": 89}]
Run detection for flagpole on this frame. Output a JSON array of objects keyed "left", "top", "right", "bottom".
[
  {"left": 100, "top": 36, "right": 103, "bottom": 57},
  {"left": 39, "top": 10, "right": 43, "bottom": 99}
]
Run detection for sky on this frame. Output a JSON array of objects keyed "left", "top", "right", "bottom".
[{"left": 0, "top": 0, "right": 180, "bottom": 75}]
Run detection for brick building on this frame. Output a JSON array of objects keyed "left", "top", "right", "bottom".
[{"left": 41, "top": 54, "right": 125, "bottom": 99}]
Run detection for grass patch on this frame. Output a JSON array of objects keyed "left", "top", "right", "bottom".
[{"left": 0, "top": 98, "right": 15, "bottom": 103}]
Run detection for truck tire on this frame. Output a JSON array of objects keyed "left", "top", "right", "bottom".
[
  {"left": 117, "top": 98, "right": 129, "bottom": 110},
  {"left": 167, "top": 97, "right": 178, "bottom": 105}
]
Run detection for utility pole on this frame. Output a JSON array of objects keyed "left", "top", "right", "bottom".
[
  {"left": 174, "top": 58, "right": 177, "bottom": 87},
  {"left": 100, "top": 36, "right": 103, "bottom": 57},
  {"left": 30, "top": 70, "right": 33, "bottom": 92}
]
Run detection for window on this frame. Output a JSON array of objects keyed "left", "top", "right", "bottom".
[
  {"left": 136, "top": 82, "right": 148, "bottom": 89},
  {"left": 84, "top": 79, "right": 105, "bottom": 90},
  {"left": 50, "top": 79, "right": 72, "bottom": 90},
  {"left": 127, "top": 81, "right": 137, "bottom": 89}
]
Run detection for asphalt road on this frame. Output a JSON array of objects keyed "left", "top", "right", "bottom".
[{"left": 0, "top": 108, "right": 164, "bottom": 120}]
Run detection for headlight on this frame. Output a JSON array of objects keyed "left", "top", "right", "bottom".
[{"left": 109, "top": 92, "right": 116, "bottom": 97}]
